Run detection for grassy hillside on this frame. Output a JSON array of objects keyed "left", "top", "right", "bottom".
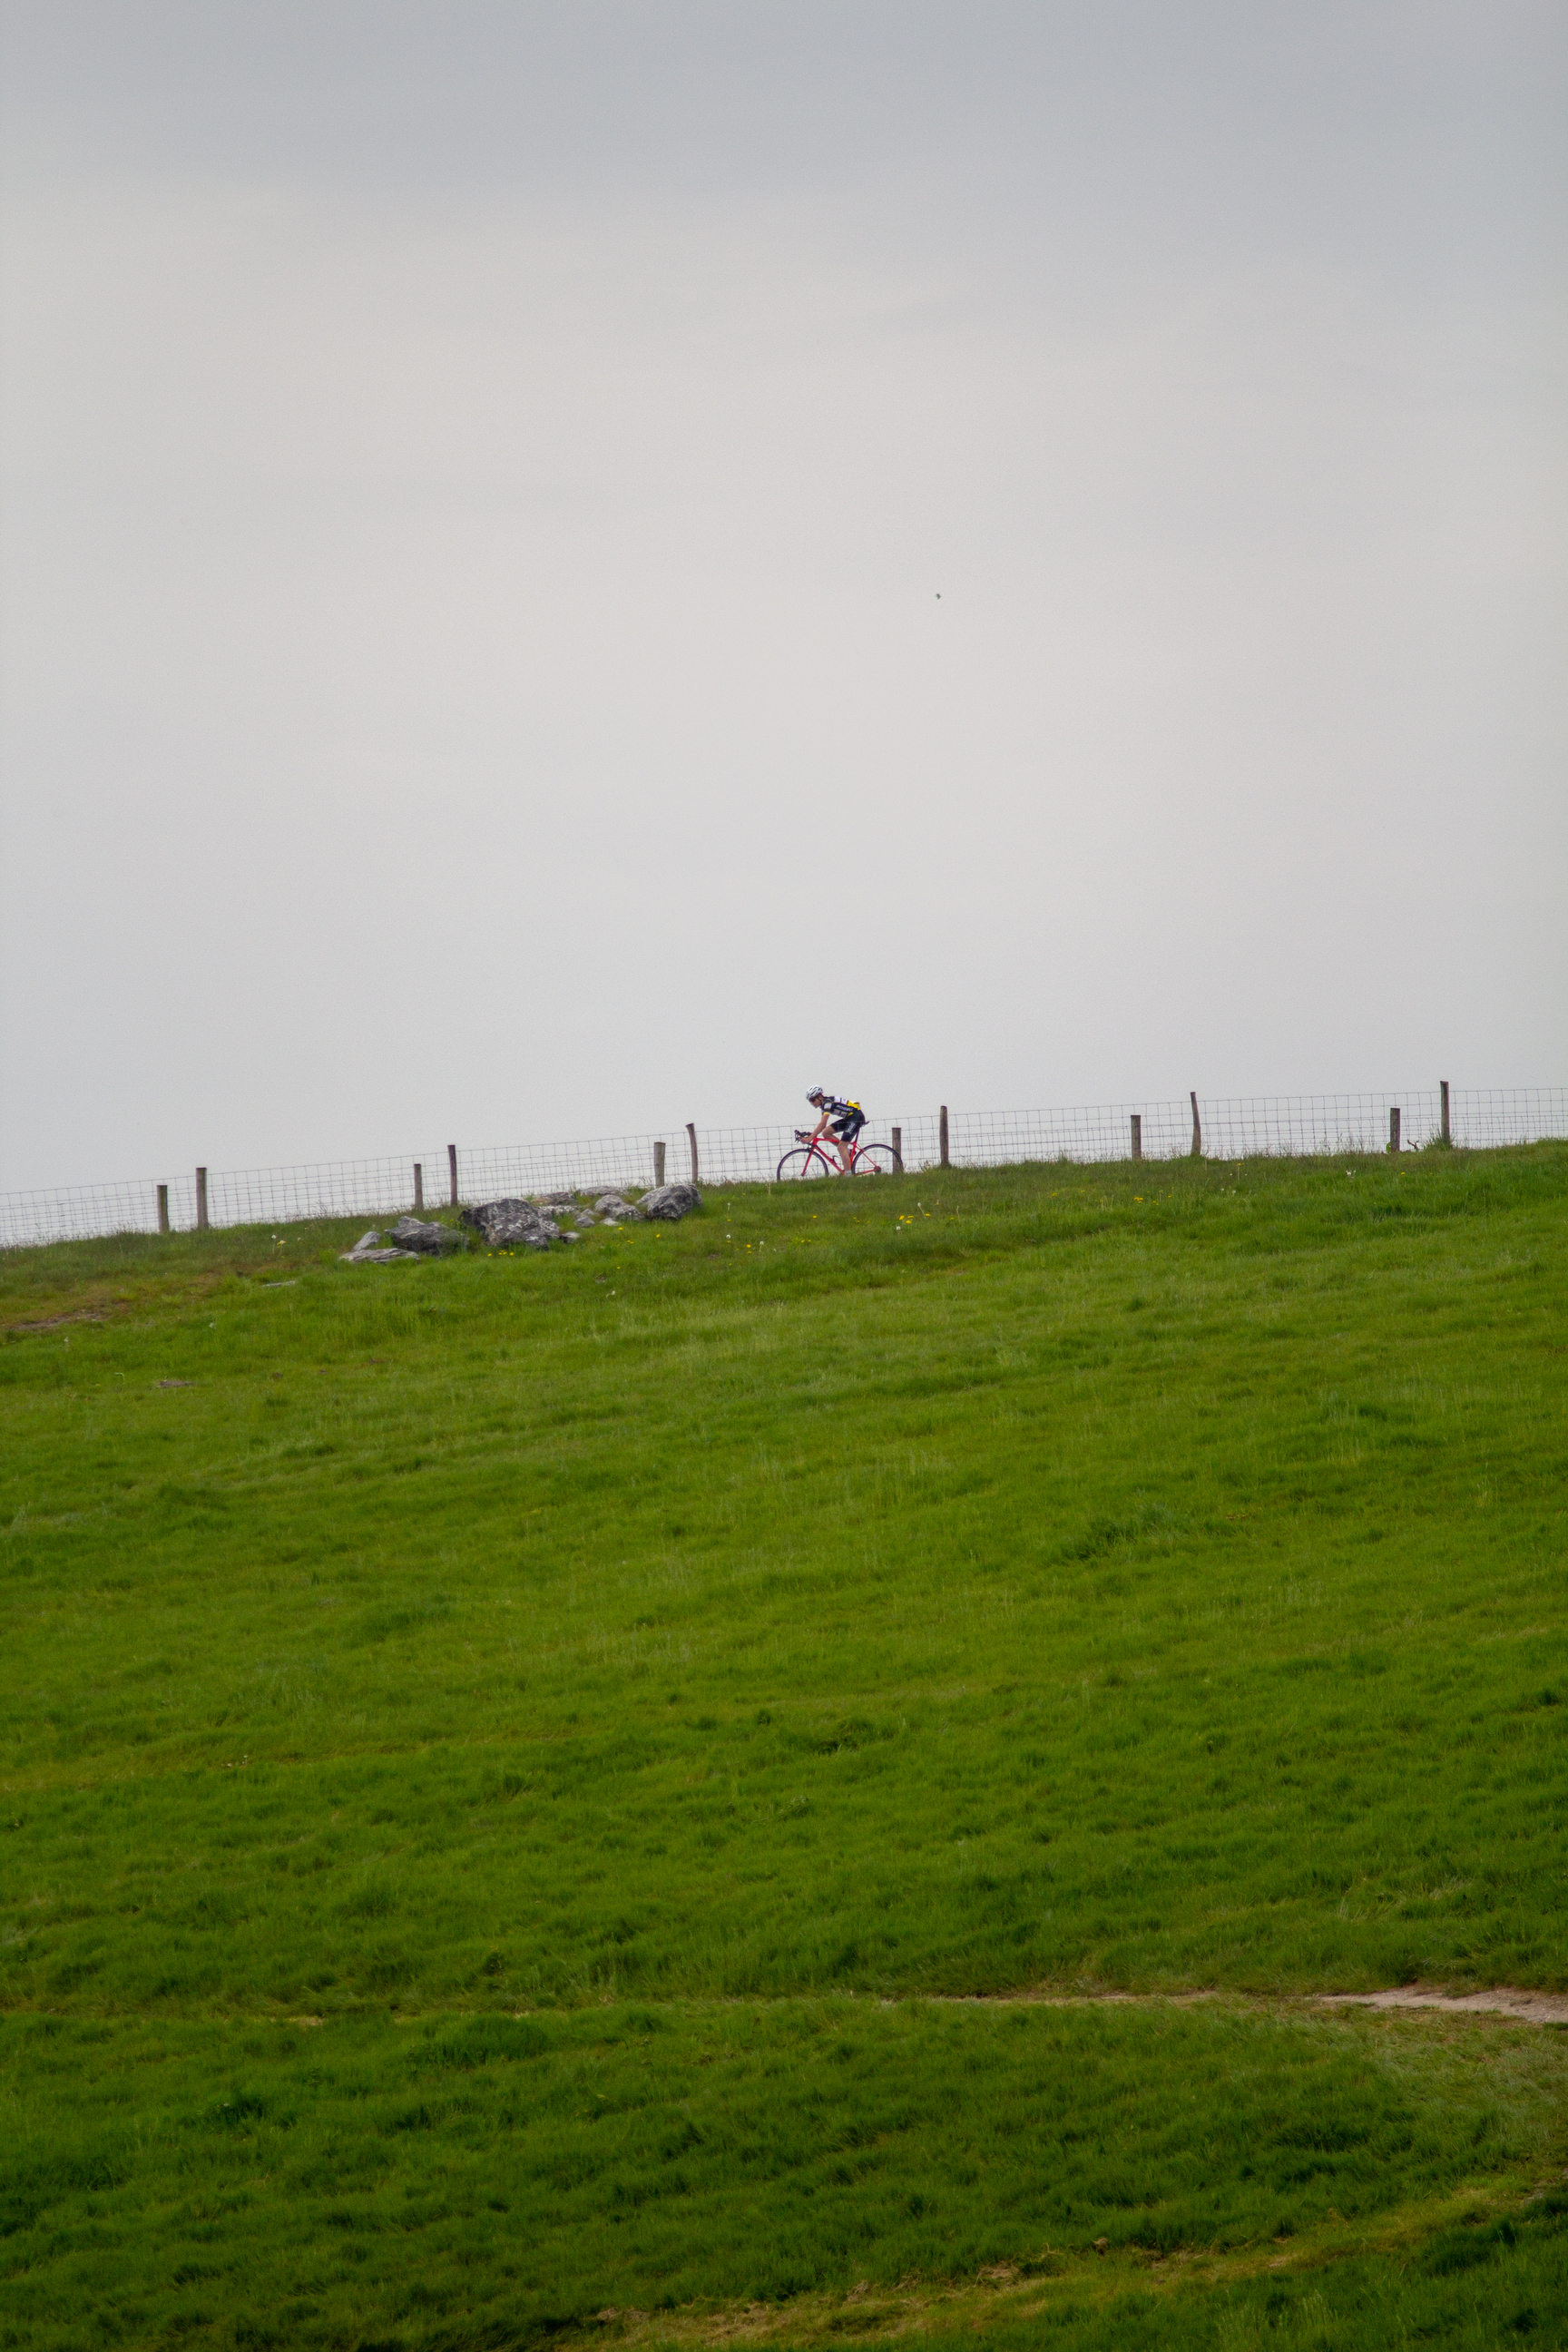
[{"left": 2, "top": 1146, "right": 1564, "bottom": 2348}]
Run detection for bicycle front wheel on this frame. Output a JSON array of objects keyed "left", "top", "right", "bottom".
[
  {"left": 852, "top": 1142, "right": 901, "bottom": 1176},
  {"left": 775, "top": 1146, "right": 834, "bottom": 1180}
]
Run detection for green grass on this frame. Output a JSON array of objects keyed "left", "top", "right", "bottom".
[
  {"left": 4, "top": 2003, "right": 1565, "bottom": 2349},
  {"left": 2, "top": 1146, "right": 1565, "bottom": 2347}
]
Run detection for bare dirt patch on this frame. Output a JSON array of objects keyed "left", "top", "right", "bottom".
[
  {"left": 5, "top": 1306, "right": 109, "bottom": 1335},
  {"left": 906, "top": 1984, "right": 1568, "bottom": 2025},
  {"left": 1316, "top": 1983, "right": 1568, "bottom": 2026}
]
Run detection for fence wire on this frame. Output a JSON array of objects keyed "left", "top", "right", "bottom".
[{"left": 2, "top": 1086, "right": 1564, "bottom": 1251}]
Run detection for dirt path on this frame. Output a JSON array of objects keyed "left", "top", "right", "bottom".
[
  {"left": 922, "top": 1983, "right": 1568, "bottom": 2025},
  {"left": 1314, "top": 1983, "right": 1568, "bottom": 2026},
  {"left": 210, "top": 1983, "right": 1568, "bottom": 2034}
]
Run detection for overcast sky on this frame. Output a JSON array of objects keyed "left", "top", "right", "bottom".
[{"left": 1, "top": 1, "right": 1563, "bottom": 1191}]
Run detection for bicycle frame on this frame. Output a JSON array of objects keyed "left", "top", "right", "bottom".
[{"left": 790, "top": 1131, "right": 874, "bottom": 1175}]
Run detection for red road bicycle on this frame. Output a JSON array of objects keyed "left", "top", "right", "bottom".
[{"left": 775, "top": 1129, "right": 903, "bottom": 1180}]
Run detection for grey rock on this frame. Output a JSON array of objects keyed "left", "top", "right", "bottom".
[
  {"left": 593, "top": 1192, "right": 640, "bottom": 1219},
  {"left": 637, "top": 1182, "right": 701, "bottom": 1221},
  {"left": 573, "top": 1211, "right": 598, "bottom": 1229},
  {"left": 388, "top": 1215, "right": 466, "bottom": 1256},
  {"left": 461, "top": 1198, "right": 562, "bottom": 1250},
  {"left": 340, "top": 1232, "right": 420, "bottom": 1264}
]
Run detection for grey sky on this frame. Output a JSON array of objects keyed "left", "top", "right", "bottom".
[{"left": 2, "top": 2, "right": 1563, "bottom": 1190}]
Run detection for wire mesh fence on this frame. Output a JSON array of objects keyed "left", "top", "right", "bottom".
[
  {"left": 1445, "top": 1088, "right": 1568, "bottom": 1151},
  {"left": 203, "top": 1143, "right": 673, "bottom": 1230},
  {"left": 206, "top": 1156, "right": 444, "bottom": 1231},
  {"left": 0, "top": 1178, "right": 197, "bottom": 1252},
  {"left": 444, "top": 1135, "right": 668, "bottom": 1204},
  {"left": 2, "top": 1085, "right": 1563, "bottom": 1251}
]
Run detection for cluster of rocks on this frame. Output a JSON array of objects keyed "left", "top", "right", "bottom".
[
  {"left": 463, "top": 1191, "right": 629, "bottom": 1250},
  {"left": 340, "top": 1216, "right": 467, "bottom": 1265},
  {"left": 340, "top": 1184, "right": 702, "bottom": 1264},
  {"left": 461, "top": 1182, "right": 701, "bottom": 1251}
]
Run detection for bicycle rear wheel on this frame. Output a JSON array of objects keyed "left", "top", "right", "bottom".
[
  {"left": 852, "top": 1142, "right": 901, "bottom": 1176},
  {"left": 775, "top": 1146, "right": 834, "bottom": 1180}
]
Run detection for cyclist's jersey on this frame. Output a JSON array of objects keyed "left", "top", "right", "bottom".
[{"left": 823, "top": 1094, "right": 866, "bottom": 1132}]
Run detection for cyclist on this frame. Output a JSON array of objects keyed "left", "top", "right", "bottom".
[{"left": 803, "top": 1087, "right": 867, "bottom": 1173}]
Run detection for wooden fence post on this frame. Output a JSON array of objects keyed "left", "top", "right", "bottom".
[
  {"left": 447, "top": 1144, "right": 458, "bottom": 1207},
  {"left": 1190, "top": 1093, "right": 1202, "bottom": 1159},
  {"left": 1389, "top": 1107, "right": 1401, "bottom": 1154},
  {"left": 157, "top": 1183, "right": 170, "bottom": 1235},
  {"left": 1440, "top": 1080, "right": 1450, "bottom": 1145},
  {"left": 653, "top": 1141, "right": 666, "bottom": 1188},
  {"left": 195, "top": 1167, "right": 209, "bottom": 1230},
  {"left": 1131, "top": 1114, "right": 1142, "bottom": 1161},
  {"left": 891, "top": 1125, "right": 903, "bottom": 1170},
  {"left": 686, "top": 1123, "right": 700, "bottom": 1185},
  {"left": 939, "top": 1105, "right": 950, "bottom": 1167},
  {"left": 413, "top": 1163, "right": 424, "bottom": 1211}
]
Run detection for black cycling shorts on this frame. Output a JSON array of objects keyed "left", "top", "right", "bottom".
[{"left": 831, "top": 1109, "right": 867, "bottom": 1141}]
